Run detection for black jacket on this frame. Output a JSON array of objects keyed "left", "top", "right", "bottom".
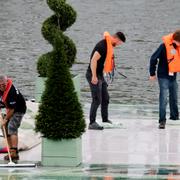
[{"left": 149, "top": 43, "right": 176, "bottom": 80}]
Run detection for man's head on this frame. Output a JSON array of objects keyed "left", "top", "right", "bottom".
[
  {"left": 0, "top": 75, "right": 8, "bottom": 92},
  {"left": 111, "top": 31, "right": 126, "bottom": 47},
  {"left": 173, "top": 29, "right": 180, "bottom": 47}
]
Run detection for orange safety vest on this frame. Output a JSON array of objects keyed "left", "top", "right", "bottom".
[
  {"left": 162, "top": 33, "right": 180, "bottom": 74},
  {"left": 1, "top": 79, "right": 13, "bottom": 113},
  {"left": 103, "top": 31, "right": 115, "bottom": 74}
]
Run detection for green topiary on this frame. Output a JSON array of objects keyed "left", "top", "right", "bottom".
[
  {"left": 37, "top": 52, "right": 51, "bottom": 77},
  {"left": 37, "top": 1, "right": 77, "bottom": 77},
  {"left": 35, "top": 0, "right": 86, "bottom": 140}
]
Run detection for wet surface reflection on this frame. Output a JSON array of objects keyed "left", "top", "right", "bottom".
[{"left": 1, "top": 164, "right": 180, "bottom": 179}]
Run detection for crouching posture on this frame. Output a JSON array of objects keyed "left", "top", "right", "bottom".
[{"left": 0, "top": 75, "right": 26, "bottom": 160}]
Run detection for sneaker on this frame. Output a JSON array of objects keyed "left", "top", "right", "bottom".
[
  {"left": 102, "top": 120, "right": 112, "bottom": 124},
  {"left": 4, "top": 149, "right": 19, "bottom": 161},
  {"left": 88, "top": 122, "right": 104, "bottom": 130},
  {"left": 159, "top": 122, "right": 165, "bottom": 129}
]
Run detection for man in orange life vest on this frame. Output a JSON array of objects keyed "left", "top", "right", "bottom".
[
  {"left": 0, "top": 75, "right": 26, "bottom": 160},
  {"left": 86, "top": 31, "right": 126, "bottom": 130},
  {"left": 149, "top": 30, "right": 180, "bottom": 129}
]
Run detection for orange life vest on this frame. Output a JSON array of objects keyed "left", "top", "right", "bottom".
[
  {"left": 162, "top": 33, "right": 180, "bottom": 74},
  {"left": 103, "top": 31, "right": 115, "bottom": 74},
  {"left": 1, "top": 79, "right": 13, "bottom": 113}
]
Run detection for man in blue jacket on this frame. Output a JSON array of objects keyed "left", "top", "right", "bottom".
[{"left": 149, "top": 30, "right": 180, "bottom": 129}]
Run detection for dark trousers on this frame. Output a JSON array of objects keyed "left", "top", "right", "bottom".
[
  {"left": 86, "top": 71, "right": 109, "bottom": 124},
  {"left": 158, "top": 78, "right": 179, "bottom": 123}
]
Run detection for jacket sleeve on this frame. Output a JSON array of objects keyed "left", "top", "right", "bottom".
[
  {"left": 6, "top": 87, "right": 17, "bottom": 109},
  {"left": 149, "top": 44, "right": 164, "bottom": 76}
]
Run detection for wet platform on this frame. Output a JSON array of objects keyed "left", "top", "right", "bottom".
[
  {"left": 1, "top": 164, "right": 180, "bottom": 179},
  {"left": 1, "top": 102, "right": 180, "bottom": 179}
]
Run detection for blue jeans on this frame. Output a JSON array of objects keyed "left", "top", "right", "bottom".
[{"left": 158, "top": 78, "right": 179, "bottom": 123}]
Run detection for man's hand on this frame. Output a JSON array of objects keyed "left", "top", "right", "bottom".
[
  {"left": 91, "top": 76, "right": 98, "bottom": 85},
  {"left": 149, "top": 75, "right": 156, "bottom": 81}
]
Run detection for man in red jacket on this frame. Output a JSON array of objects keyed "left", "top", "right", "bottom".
[{"left": 0, "top": 75, "right": 26, "bottom": 160}]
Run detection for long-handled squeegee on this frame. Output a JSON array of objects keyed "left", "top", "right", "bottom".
[{"left": 0, "top": 113, "right": 36, "bottom": 168}]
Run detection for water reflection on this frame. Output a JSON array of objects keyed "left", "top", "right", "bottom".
[{"left": 1, "top": 165, "right": 180, "bottom": 179}]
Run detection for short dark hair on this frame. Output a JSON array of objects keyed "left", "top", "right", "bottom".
[
  {"left": 173, "top": 29, "right": 180, "bottom": 42},
  {"left": 115, "top": 31, "right": 126, "bottom": 42}
]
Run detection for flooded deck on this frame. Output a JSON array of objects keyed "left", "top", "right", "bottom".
[{"left": 1, "top": 102, "right": 180, "bottom": 179}]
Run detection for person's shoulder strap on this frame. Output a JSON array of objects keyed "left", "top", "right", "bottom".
[{"left": 2, "top": 79, "right": 13, "bottom": 103}]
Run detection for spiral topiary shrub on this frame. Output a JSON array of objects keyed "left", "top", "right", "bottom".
[{"left": 35, "top": 0, "right": 86, "bottom": 140}]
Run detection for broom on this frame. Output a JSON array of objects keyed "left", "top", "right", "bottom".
[{"left": 0, "top": 112, "right": 36, "bottom": 168}]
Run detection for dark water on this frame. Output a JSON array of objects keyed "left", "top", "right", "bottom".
[{"left": 0, "top": 0, "right": 179, "bottom": 104}]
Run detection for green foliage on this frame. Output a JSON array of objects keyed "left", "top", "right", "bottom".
[
  {"left": 63, "top": 34, "right": 76, "bottom": 67},
  {"left": 35, "top": 0, "right": 86, "bottom": 140},
  {"left": 37, "top": 53, "right": 51, "bottom": 77},
  {"left": 47, "top": 0, "right": 77, "bottom": 31},
  {"left": 38, "top": 14, "right": 77, "bottom": 76}
]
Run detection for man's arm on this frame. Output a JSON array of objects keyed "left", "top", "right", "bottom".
[
  {"left": 90, "top": 51, "right": 101, "bottom": 84},
  {"left": 1, "top": 108, "right": 14, "bottom": 126},
  {"left": 1, "top": 86, "right": 17, "bottom": 126},
  {"left": 149, "top": 44, "right": 164, "bottom": 80},
  {"left": 5, "top": 108, "right": 14, "bottom": 120}
]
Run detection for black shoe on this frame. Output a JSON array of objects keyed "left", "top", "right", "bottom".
[
  {"left": 88, "top": 122, "right": 104, "bottom": 130},
  {"left": 4, "top": 149, "right": 19, "bottom": 161},
  {"left": 159, "top": 122, "right": 165, "bottom": 129},
  {"left": 102, "top": 120, "right": 112, "bottom": 124},
  {"left": 169, "top": 117, "right": 179, "bottom": 120}
]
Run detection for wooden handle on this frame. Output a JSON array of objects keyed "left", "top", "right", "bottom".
[{"left": 0, "top": 113, "right": 13, "bottom": 163}]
